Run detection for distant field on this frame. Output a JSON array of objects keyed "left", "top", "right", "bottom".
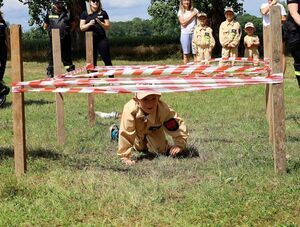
[{"left": 0, "top": 59, "right": 299, "bottom": 226}]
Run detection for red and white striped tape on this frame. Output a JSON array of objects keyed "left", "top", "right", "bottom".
[
  {"left": 12, "top": 59, "right": 283, "bottom": 94},
  {"left": 13, "top": 74, "right": 282, "bottom": 88}
]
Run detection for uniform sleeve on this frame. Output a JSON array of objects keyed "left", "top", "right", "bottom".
[
  {"left": 192, "top": 27, "right": 199, "bottom": 48},
  {"left": 244, "top": 36, "right": 247, "bottom": 47},
  {"left": 287, "top": 0, "right": 298, "bottom": 4},
  {"left": 219, "top": 22, "right": 228, "bottom": 47},
  {"left": 102, "top": 10, "right": 109, "bottom": 20},
  {"left": 231, "top": 22, "right": 242, "bottom": 46},
  {"left": 80, "top": 11, "right": 88, "bottom": 20},
  {"left": 209, "top": 28, "right": 215, "bottom": 48},
  {"left": 162, "top": 104, "right": 188, "bottom": 149},
  {"left": 118, "top": 103, "right": 137, "bottom": 158},
  {"left": 255, "top": 35, "right": 260, "bottom": 45},
  {"left": 44, "top": 12, "right": 50, "bottom": 24}
]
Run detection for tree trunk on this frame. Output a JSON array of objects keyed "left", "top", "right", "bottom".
[{"left": 68, "top": 0, "right": 87, "bottom": 56}]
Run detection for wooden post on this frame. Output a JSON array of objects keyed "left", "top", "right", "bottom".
[
  {"left": 86, "top": 32, "right": 95, "bottom": 125},
  {"left": 11, "top": 25, "right": 26, "bottom": 176},
  {"left": 270, "top": 6, "right": 286, "bottom": 173},
  {"left": 263, "top": 26, "right": 274, "bottom": 142},
  {"left": 52, "top": 29, "right": 65, "bottom": 144}
]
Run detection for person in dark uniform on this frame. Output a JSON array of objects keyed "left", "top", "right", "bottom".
[
  {"left": 285, "top": 0, "right": 300, "bottom": 87},
  {"left": 44, "top": 0, "right": 76, "bottom": 78},
  {"left": 0, "top": 11, "right": 9, "bottom": 107},
  {"left": 80, "top": 0, "right": 112, "bottom": 67}
]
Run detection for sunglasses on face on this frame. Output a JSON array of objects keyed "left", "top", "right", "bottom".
[{"left": 91, "top": 0, "right": 99, "bottom": 3}]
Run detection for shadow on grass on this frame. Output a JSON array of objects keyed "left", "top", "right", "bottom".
[
  {"left": 28, "top": 148, "right": 63, "bottom": 160},
  {"left": 1, "top": 99, "right": 54, "bottom": 108},
  {"left": 287, "top": 136, "right": 300, "bottom": 143},
  {"left": 0, "top": 147, "right": 13, "bottom": 159},
  {"left": 0, "top": 147, "right": 63, "bottom": 161},
  {"left": 287, "top": 160, "right": 300, "bottom": 174},
  {"left": 201, "top": 138, "right": 233, "bottom": 143},
  {"left": 286, "top": 115, "right": 300, "bottom": 126},
  {"left": 135, "top": 145, "right": 200, "bottom": 162}
]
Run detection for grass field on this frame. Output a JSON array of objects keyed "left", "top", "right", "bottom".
[{"left": 0, "top": 58, "right": 300, "bottom": 226}]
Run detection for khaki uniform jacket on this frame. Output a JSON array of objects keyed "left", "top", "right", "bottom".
[
  {"left": 118, "top": 99, "right": 188, "bottom": 158},
  {"left": 219, "top": 20, "right": 242, "bottom": 58},
  {"left": 244, "top": 35, "right": 260, "bottom": 59},
  {"left": 192, "top": 25, "right": 215, "bottom": 61}
]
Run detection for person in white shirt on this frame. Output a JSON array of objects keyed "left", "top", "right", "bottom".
[
  {"left": 260, "top": 0, "right": 287, "bottom": 26},
  {"left": 177, "top": 0, "right": 198, "bottom": 64},
  {"left": 260, "top": 0, "right": 287, "bottom": 72}
]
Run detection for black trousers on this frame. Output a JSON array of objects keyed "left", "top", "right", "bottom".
[
  {"left": 93, "top": 37, "right": 112, "bottom": 66},
  {"left": 290, "top": 44, "right": 300, "bottom": 87},
  {"left": 0, "top": 46, "right": 7, "bottom": 81},
  {"left": 47, "top": 35, "right": 74, "bottom": 75}
]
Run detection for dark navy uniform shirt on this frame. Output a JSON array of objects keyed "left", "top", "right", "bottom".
[
  {"left": 80, "top": 10, "right": 109, "bottom": 39},
  {"left": 44, "top": 7, "right": 74, "bottom": 38},
  {"left": 0, "top": 20, "right": 7, "bottom": 45}
]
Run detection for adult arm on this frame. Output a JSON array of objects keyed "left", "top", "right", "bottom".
[
  {"left": 95, "top": 18, "right": 110, "bottom": 30},
  {"left": 288, "top": 3, "right": 300, "bottom": 26},
  {"left": 79, "top": 19, "right": 95, "bottom": 31},
  {"left": 178, "top": 8, "right": 198, "bottom": 28},
  {"left": 260, "top": 1, "right": 277, "bottom": 15}
]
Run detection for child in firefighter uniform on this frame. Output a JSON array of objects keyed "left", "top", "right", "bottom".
[
  {"left": 44, "top": 0, "right": 76, "bottom": 77},
  {"left": 192, "top": 12, "right": 215, "bottom": 63},
  {"left": 219, "top": 6, "right": 242, "bottom": 58},
  {"left": 118, "top": 92, "right": 189, "bottom": 166},
  {"left": 243, "top": 22, "right": 260, "bottom": 59}
]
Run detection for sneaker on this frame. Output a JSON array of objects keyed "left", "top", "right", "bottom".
[{"left": 109, "top": 124, "right": 119, "bottom": 141}]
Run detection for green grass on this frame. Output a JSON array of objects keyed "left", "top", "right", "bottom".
[{"left": 0, "top": 58, "right": 300, "bottom": 226}]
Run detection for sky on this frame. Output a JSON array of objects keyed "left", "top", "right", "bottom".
[{"left": 1, "top": 0, "right": 266, "bottom": 31}]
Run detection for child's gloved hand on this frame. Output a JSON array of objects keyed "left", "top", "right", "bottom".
[{"left": 121, "top": 158, "right": 136, "bottom": 166}]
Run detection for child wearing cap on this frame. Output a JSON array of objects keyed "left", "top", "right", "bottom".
[
  {"left": 219, "top": 6, "right": 242, "bottom": 58},
  {"left": 118, "top": 92, "right": 189, "bottom": 166},
  {"left": 243, "top": 22, "right": 260, "bottom": 59},
  {"left": 192, "top": 12, "right": 215, "bottom": 63}
]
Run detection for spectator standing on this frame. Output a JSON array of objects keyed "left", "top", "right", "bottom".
[
  {"left": 260, "top": 0, "right": 287, "bottom": 72},
  {"left": 260, "top": 0, "right": 287, "bottom": 27},
  {"left": 284, "top": 0, "right": 300, "bottom": 87},
  {"left": 80, "top": 0, "right": 112, "bottom": 67},
  {"left": 44, "top": 0, "right": 76, "bottom": 78},
  {"left": 0, "top": 11, "right": 9, "bottom": 107},
  {"left": 243, "top": 22, "right": 260, "bottom": 59},
  {"left": 219, "top": 6, "right": 242, "bottom": 58},
  {"left": 192, "top": 12, "right": 215, "bottom": 63},
  {"left": 177, "top": 0, "right": 198, "bottom": 64}
]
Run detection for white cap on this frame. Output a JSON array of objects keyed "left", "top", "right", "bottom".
[
  {"left": 224, "top": 6, "right": 234, "bottom": 14},
  {"left": 135, "top": 92, "right": 161, "bottom": 99},
  {"left": 245, "top": 22, "right": 255, "bottom": 29}
]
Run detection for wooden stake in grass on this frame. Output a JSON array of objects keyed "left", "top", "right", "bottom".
[
  {"left": 11, "top": 25, "right": 26, "bottom": 176},
  {"left": 86, "top": 32, "right": 95, "bottom": 126},
  {"left": 270, "top": 6, "right": 286, "bottom": 173},
  {"left": 52, "top": 29, "right": 65, "bottom": 144}
]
